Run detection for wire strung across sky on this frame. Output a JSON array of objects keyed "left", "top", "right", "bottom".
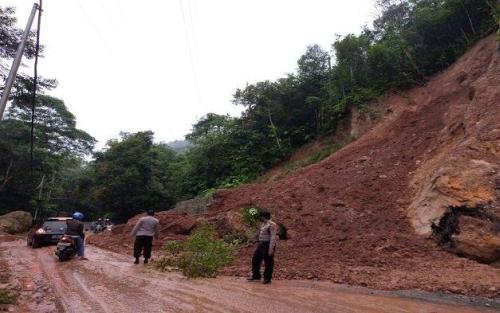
[
  {"left": 178, "top": 0, "right": 202, "bottom": 107},
  {"left": 72, "top": 0, "right": 112, "bottom": 51}
]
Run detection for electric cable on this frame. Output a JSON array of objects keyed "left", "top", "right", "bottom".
[{"left": 179, "top": 0, "right": 202, "bottom": 106}]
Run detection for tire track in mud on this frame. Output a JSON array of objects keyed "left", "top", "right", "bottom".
[{"left": 2, "top": 239, "right": 498, "bottom": 313}]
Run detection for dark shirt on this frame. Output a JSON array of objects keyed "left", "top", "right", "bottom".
[{"left": 66, "top": 219, "right": 84, "bottom": 239}]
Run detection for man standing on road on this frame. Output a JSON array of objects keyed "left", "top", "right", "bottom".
[
  {"left": 131, "top": 209, "right": 159, "bottom": 264},
  {"left": 247, "top": 211, "right": 278, "bottom": 284},
  {"left": 66, "top": 212, "right": 87, "bottom": 260}
]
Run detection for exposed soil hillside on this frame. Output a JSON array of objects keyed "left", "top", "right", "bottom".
[
  {"left": 210, "top": 34, "right": 500, "bottom": 297},
  {"left": 91, "top": 35, "right": 500, "bottom": 298}
]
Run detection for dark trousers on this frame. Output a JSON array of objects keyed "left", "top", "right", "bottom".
[
  {"left": 252, "top": 241, "right": 274, "bottom": 282},
  {"left": 134, "top": 235, "right": 153, "bottom": 259}
]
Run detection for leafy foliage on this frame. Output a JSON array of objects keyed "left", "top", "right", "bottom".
[
  {"left": 0, "top": 288, "right": 16, "bottom": 305},
  {"left": 0, "top": 95, "right": 95, "bottom": 215},
  {"left": 173, "top": 0, "right": 496, "bottom": 199},
  {"left": 241, "top": 207, "right": 260, "bottom": 227},
  {"left": 155, "top": 224, "right": 234, "bottom": 278},
  {"left": 68, "top": 132, "right": 180, "bottom": 221}
]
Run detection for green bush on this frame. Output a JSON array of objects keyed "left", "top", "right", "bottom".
[
  {"left": 304, "top": 143, "right": 344, "bottom": 165},
  {"left": 241, "top": 207, "right": 260, "bottom": 227},
  {"left": 223, "top": 233, "right": 249, "bottom": 246},
  {"left": 155, "top": 224, "right": 233, "bottom": 278},
  {"left": 0, "top": 289, "right": 16, "bottom": 305}
]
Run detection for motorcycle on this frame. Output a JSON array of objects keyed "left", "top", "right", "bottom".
[
  {"left": 94, "top": 223, "right": 104, "bottom": 233},
  {"left": 55, "top": 234, "right": 79, "bottom": 261}
]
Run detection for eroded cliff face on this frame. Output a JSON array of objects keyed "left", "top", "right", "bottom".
[{"left": 407, "top": 36, "right": 500, "bottom": 262}]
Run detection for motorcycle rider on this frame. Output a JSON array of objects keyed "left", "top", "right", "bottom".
[
  {"left": 66, "top": 212, "right": 87, "bottom": 260},
  {"left": 95, "top": 218, "right": 104, "bottom": 233}
]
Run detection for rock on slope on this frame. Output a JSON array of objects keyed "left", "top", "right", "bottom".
[
  {"left": 208, "top": 35, "right": 500, "bottom": 297},
  {"left": 0, "top": 211, "right": 32, "bottom": 234}
]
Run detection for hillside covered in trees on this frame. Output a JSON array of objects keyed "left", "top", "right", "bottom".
[{"left": 0, "top": 0, "right": 499, "bottom": 222}]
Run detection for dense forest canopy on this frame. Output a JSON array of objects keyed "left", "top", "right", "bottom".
[{"left": 0, "top": 1, "right": 498, "bottom": 221}]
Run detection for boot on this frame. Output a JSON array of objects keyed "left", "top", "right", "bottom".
[{"left": 134, "top": 257, "right": 139, "bottom": 264}]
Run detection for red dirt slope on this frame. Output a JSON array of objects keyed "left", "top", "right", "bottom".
[
  {"left": 91, "top": 35, "right": 500, "bottom": 298},
  {"left": 208, "top": 35, "right": 500, "bottom": 297}
]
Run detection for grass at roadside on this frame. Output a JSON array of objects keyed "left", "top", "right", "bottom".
[
  {"left": 0, "top": 289, "right": 16, "bottom": 305},
  {"left": 0, "top": 247, "right": 17, "bottom": 305}
]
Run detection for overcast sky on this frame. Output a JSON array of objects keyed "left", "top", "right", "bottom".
[{"left": 5, "top": 0, "right": 376, "bottom": 148}]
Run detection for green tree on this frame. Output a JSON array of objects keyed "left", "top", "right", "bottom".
[
  {"left": 0, "top": 96, "right": 95, "bottom": 214},
  {"left": 90, "top": 131, "right": 178, "bottom": 221}
]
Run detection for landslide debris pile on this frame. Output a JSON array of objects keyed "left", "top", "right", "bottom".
[
  {"left": 87, "top": 211, "right": 198, "bottom": 253},
  {"left": 211, "top": 35, "right": 500, "bottom": 297},
  {"left": 92, "top": 35, "right": 500, "bottom": 297}
]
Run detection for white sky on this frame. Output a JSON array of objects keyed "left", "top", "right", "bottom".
[{"left": 5, "top": 0, "right": 376, "bottom": 148}]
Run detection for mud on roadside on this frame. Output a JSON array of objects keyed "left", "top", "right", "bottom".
[{"left": 0, "top": 235, "right": 63, "bottom": 313}]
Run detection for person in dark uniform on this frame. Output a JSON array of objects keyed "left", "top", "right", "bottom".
[{"left": 247, "top": 211, "right": 278, "bottom": 284}]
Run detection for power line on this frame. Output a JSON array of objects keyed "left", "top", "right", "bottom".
[
  {"left": 73, "top": 0, "right": 112, "bottom": 51},
  {"left": 96, "top": 0, "right": 119, "bottom": 31},
  {"left": 178, "top": 0, "right": 202, "bottom": 106},
  {"left": 110, "top": 0, "right": 129, "bottom": 22},
  {"left": 186, "top": 0, "right": 200, "bottom": 68}
]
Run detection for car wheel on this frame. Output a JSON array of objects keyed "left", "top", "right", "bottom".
[
  {"left": 58, "top": 251, "right": 68, "bottom": 262},
  {"left": 31, "top": 238, "right": 40, "bottom": 249}
]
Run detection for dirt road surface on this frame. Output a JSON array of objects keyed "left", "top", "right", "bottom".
[{"left": 1, "top": 238, "right": 498, "bottom": 313}]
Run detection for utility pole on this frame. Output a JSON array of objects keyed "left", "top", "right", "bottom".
[{"left": 0, "top": 3, "right": 40, "bottom": 120}]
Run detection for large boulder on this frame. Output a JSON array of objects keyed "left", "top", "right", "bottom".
[
  {"left": 160, "top": 214, "right": 198, "bottom": 235},
  {"left": 0, "top": 211, "right": 32, "bottom": 234},
  {"left": 214, "top": 211, "right": 246, "bottom": 237},
  {"left": 172, "top": 196, "right": 213, "bottom": 215},
  {"left": 452, "top": 216, "right": 500, "bottom": 263}
]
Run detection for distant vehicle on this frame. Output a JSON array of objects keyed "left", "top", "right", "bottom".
[
  {"left": 27, "top": 217, "right": 72, "bottom": 248},
  {"left": 95, "top": 223, "right": 104, "bottom": 233}
]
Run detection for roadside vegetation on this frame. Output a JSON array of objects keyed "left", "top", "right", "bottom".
[
  {"left": 154, "top": 224, "right": 234, "bottom": 278},
  {"left": 0, "top": 1, "right": 498, "bottom": 222},
  {"left": 0, "top": 289, "right": 16, "bottom": 305},
  {"left": 0, "top": 252, "right": 16, "bottom": 305}
]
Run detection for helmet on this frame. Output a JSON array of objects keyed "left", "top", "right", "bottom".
[
  {"left": 98, "top": 218, "right": 102, "bottom": 221},
  {"left": 72, "top": 212, "right": 84, "bottom": 221}
]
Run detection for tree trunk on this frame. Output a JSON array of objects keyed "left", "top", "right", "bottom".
[
  {"left": 0, "top": 158, "right": 14, "bottom": 191},
  {"left": 460, "top": 27, "right": 470, "bottom": 44},
  {"left": 460, "top": 0, "right": 476, "bottom": 35},
  {"left": 267, "top": 108, "right": 282, "bottom": 153}
]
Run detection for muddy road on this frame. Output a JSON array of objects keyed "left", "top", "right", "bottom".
[{"left": 1, "top": 238, "right": 498, "bottom": 313}]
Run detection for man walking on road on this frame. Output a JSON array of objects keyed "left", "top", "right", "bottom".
[
  {"left": 247, "top": 211, "right": 278, "bottom": 284},
  {"left": 131, "top": 209, "right": 159, "bottom": 264}
]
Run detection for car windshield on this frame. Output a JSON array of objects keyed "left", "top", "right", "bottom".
[{"left": 42, "top": 221, "right": 67, "bottom": 231}]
